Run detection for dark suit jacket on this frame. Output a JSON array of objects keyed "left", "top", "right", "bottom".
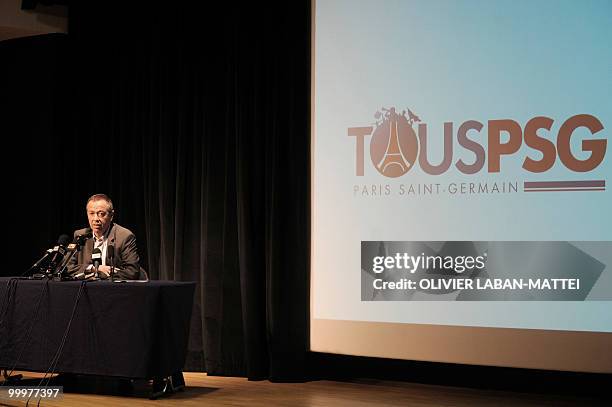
[{"left": 67, "top": 223, "right": 140, "bottom": 280}]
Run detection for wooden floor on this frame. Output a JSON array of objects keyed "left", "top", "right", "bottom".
[{"left": 0, "top": 371, "right": 608, "bottom": 406}]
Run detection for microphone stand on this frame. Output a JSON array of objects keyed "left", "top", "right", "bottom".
[
  {"left": 54, "top": 244, "right": 79, "bottom": 281},
  {"left": 21, "top": 250, "right": 53, "bottom": 278},
  {"left": 109, "top": 246, "right": 115, "bottom": 281},
  {"left": 55, "top": 232, "right": 90, "bottom": 280}
]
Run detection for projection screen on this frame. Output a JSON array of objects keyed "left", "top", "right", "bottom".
[{"left": 311, "top": 0, "right": 612, "bottom": 373}]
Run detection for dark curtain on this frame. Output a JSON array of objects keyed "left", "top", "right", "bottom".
[
  {"left": 3, "top": 1, "right": 310, "bottom": 381},
  {"left": 1, "top": 33, "right": 70, "bottom": 260}
]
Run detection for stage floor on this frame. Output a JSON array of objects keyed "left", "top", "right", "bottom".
[{"left": 0, "top": 371, "right": 607, "bottom": 406}]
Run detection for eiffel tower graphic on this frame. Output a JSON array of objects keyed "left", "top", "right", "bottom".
[{"left": 377, "top": 119, "right": 411, "bottom": 176}]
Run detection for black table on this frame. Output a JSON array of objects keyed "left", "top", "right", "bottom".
[{"left": 0, "top": 277, "right": 195, "bottom": 382}]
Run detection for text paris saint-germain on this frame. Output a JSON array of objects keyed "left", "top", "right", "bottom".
[{"left": 353, "top": 181, "right": 519, "bottom": 197}]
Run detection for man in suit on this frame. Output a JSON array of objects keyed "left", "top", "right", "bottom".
[{"left": 67, "top": 193, "right": 141, "bottom": 280}]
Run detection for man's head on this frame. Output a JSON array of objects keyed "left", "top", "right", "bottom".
[{"left": 86, "top": 194, "right": 114, "bottom": 238}]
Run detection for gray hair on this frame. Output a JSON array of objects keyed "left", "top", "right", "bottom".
[{"left": 86, "top": 193, "right": 114, "bottom": 212}]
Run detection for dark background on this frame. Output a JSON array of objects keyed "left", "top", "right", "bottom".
[
  {"left": 0, "top": 0, "right": 608, "bottom": 397},
  {"left": 2, "top": 1, "right": 310, "bottom": 380}
]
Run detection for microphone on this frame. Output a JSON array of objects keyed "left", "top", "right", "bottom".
[
  {"left": 47, "top": 234, "right": 71, "bottom": 272},
  {"left": 30, "top": 248, "right": 54, "bottom": 271},
  {"left": 54, "top": 241, "right": 80, "bottom": 278},
  {"left": 75, "top": 228, "right": 92, "bottom": 246},
  {"left": 23, "top": 247, "right": 55, "bottom": 277},
  {"left": 107, "top": 245, "right": 115, "bottom": 280},
  {"left": 92, "top": 248, "right": 102, "bottom": 275}
]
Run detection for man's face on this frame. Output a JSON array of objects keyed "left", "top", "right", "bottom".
[{"left": 87, "top": 199, "right": 114, "bottom": 237}]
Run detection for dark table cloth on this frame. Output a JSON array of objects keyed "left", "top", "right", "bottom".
[{"left": 0, "top": 277, "right": 195, "bottom": 379}]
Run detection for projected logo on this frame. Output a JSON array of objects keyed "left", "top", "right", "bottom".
[
  {"left": 369, "top": 107, "right": 418, "bottom": 177},
  {"left": 349, "top": 107, "right": 608, "bottom": 193}
]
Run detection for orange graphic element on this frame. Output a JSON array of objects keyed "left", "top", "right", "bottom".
[
  {"left": 369, "top": 107, "right": 418, "bottom": 178},
  {"left": 377, "top": 120, "right": 411, "bottom": 176}
]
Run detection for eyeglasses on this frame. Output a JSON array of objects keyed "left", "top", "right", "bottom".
[{"left": 87, "top": 211, "right": 110, "bottom": 218}]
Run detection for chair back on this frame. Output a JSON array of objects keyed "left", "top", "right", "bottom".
[{"left": 138, "top": 267, "right": 149, "bottom": 281}]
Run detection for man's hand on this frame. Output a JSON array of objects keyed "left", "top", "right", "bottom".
[{"left": 97, "top": 265, "right": 112, "bottom": 278}]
